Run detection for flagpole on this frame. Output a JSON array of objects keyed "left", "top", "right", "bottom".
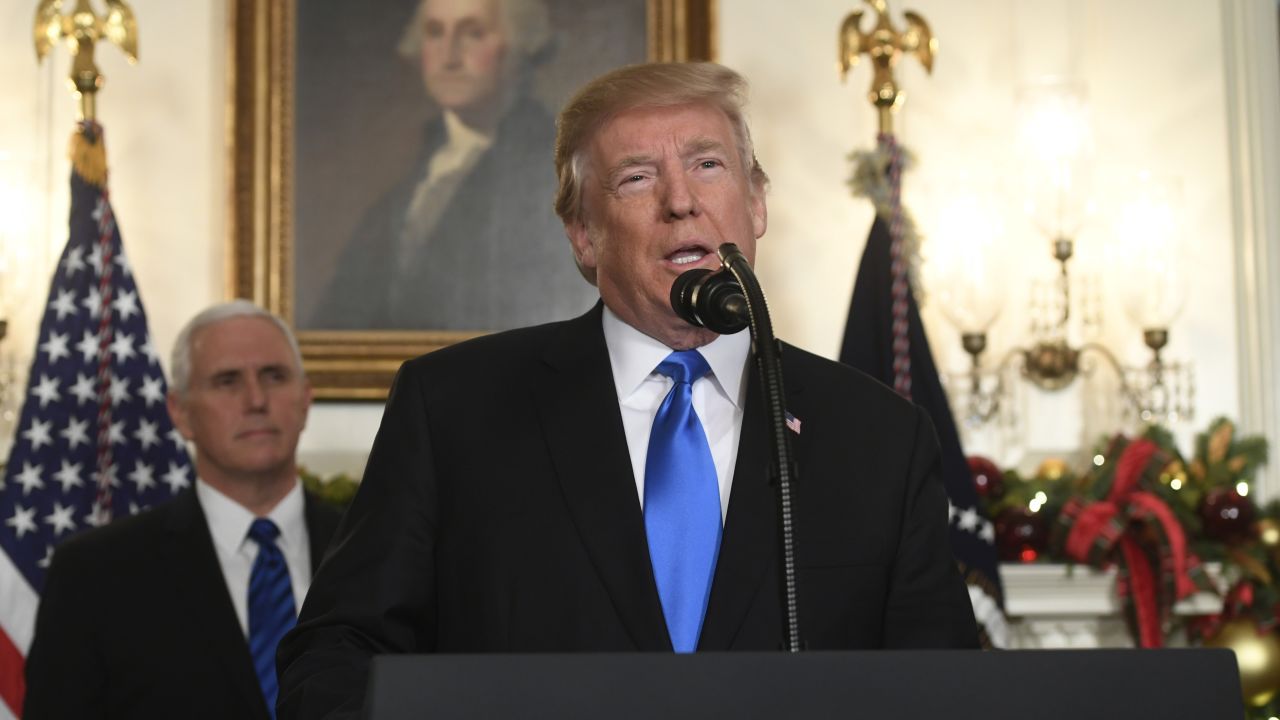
[{"left": 838, "top": 0, "right": 935, "bottom": 398}]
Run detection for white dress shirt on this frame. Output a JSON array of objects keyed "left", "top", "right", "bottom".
[
  {"left": 602, "top": 306, "right": 751, "bottom": 521},
  {"left": 196, "top": 478, "right": 312, "bottom": 637}
]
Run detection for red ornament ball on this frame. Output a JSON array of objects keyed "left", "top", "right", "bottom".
[
  {"left": 967, "top": 455, "right": 1005, "bottom": 500},
  {"left": 994, "top": 506, "right": 1049, "bottom": 563},
  {"left": 1199, "top": 487, "right": 1258, "bottom": 545}
]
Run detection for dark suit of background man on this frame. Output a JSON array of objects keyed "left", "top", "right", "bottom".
[
  {"left": 24, "top": 301, "right": 340, "bottom": 720},
  {"left": 279, "top": 62, "right": 979, "bottom": 718}
]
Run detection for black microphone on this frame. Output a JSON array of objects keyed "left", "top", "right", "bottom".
[{"left": 670, "top": 268, "right": 750, "bottom": 334}]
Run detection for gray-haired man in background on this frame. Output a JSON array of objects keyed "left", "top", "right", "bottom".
[{"left": 24, "top": 300, "right": 340, "bottom": 720}]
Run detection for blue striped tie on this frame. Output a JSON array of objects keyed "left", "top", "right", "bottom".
[
  {"left": 247, "top": 518, "right": 296, "bottom": 718},
  {"left": 644, "top": 350, "right": 722, "bottom": 653}
]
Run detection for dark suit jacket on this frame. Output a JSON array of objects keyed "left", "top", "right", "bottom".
[
  {"left": 278, "top": 304, "right": 979, "bottom": 718},
  {"left": 23, "top": 487, "right": 341, "bottom": 720},
  {"left": 309, "top": 97, "right": 595, "bottom": 332}
]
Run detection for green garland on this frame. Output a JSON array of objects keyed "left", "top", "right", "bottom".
[{"left": 980, "top": 416, "right": 1277, "bottom": 716}]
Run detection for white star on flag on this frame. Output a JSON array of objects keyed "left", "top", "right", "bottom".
[
  {"left": 108, "top": 420, "right": 126, "bottom": 445},
  {"left": 22, "top": 418, "right": 54, "bottom": 450},
  {"left": 167, "top": 428, "right": 187, "bottom": 450},
  {"left": 133, "top": 418, "right": 159, "bottom": 449},
  {"left": 87, "top": 243, "right": 106, "bottom": 275},
  {"left": 75, "top": 330, "right": 100, "bottom": 362},
  {"left": 139, "top": 375, "right": 165, "bottom": 407},
  {"left": 128, "top": 460, "right": 156, "bottom": 491},
  {"left": 108, "top": 374, "right": 131, "bottom": 406},
  {"left": 61, "top": 245, "right": 86, "bottom": 276},
  {"left": 69, "top": 372, "right": 96, "bottom": 405},
  {"left": 109, "top": 332, "right": 136, "bottom": 363},
  {"left": 15, "top": 463, "right": 45, "bottom": 495},
  {"left": 82, "top": 285, "right": 103, "bottom": 318},
  {"left": 53, "top": 460, "right": 85, "bottom": 493},
  {"left": 114, "top": 250, "right": 132, "bottom": 277},
  {"left": 162, "top": 462, "right": 191, "bottom": 493},
  {"left": 49, "top": 288, "right": 79, "bottom": 320},
  {"left": 37, "top": 545, "right": 54, "bottom": 569},
  {"left": 95, "top": 463, "right": 120, "bottom": 489},
  {"left": 39, "top": 331, "right": 71, "bottom": 364},
  {"left": 84, "top": 501, "right": 110, "bottom": 529},
  {"left": 980, "top": 520, "right": 995, "bottom": 545},
  {"left": 957, "top": 506, "right": 980, "bottom": 533},
  {"left": 6, "top": 504, "right": 37, "bottom": 539},
  {"left": 60, "top": 417, "right": 90, "bottom": 449},
  {"left": 112, "top": 288, "right": 139, "bottom": 320},
  {"left": 141, "top": 335, "right": 161, "bottom": 365},
  {"left": 30, "top": 375, "right": 62, "bottom": 408},
  {"left": 43, "top": 502, "right": 77, "bottom": 536}
]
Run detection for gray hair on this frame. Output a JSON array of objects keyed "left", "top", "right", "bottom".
[
  {"left": 553, "top": 62, "right": 769, "bottom": 228},
  {"left": 396, "top": 0, "right": 552, "bottom": 63},
  {"left": 169, "top": 300, "right": 304, "bottom": 396}
]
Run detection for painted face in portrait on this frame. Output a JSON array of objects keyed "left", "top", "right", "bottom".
[
  {"left": 418, "top": 0, "right": 514, "bottom": 125},
  {"left": 168, "top": 316, "right": 312, "bottom": 486},
  {"left": 567, "top": 103, "right": 768, "bottom": 350}
]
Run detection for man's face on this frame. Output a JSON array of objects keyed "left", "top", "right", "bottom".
[
  {"left": 167, "top": 316, "right": 312, "bottom": 485},
  {"left": 418, "top": 0, "right": 512, "bottom": 119},
  {"left": 567, "top": 103, "right": 767, "bottom": 350}
]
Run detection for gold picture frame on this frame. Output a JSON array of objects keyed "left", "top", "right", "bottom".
[{"left": 227, "top": 0, "right": 715, "bottom": 400}]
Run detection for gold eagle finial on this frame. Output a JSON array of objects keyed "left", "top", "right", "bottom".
[
  {"left": 838, "top": 0, "right": 936, "bottom": 134},
  {"left": 34, "top": 0, "right": 139, "bottom": 122}
]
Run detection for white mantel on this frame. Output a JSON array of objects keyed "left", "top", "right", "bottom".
[{"left": 1002, "top": 563, "right": 1223, "bottom": 649}]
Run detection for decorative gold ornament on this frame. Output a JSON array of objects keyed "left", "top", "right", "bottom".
[
  {"left": 1036, "top": 458, "right": 1068, "bottom": 482},
  {"left": 1204, "top": 618, "right": 1280, "bottom": 707},
  {"left": 33, "top": 0, "right": 138, "bottom": 121},
  {"left": 838, "top": 0, "right": 935, "bottom": 134}
]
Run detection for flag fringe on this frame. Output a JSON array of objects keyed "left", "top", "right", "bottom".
[{"left": 68, "top": 127, "right": 108, "bottom": 188}]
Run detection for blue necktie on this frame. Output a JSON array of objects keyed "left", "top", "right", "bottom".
[
  {"left": 247, "top": 518, "right": 296, "bottom": 718},
  {"left": 644, "top": 350, "right": 722, "bottom": 653}
]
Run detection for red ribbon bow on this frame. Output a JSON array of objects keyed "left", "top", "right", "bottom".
[{"left": 1061, "top": 439, "right": 1197, "bottom": 647}]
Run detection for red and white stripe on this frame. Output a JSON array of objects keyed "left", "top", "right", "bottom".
[{"left": 0, "top": 548, "right": 35, "bottom": 718}]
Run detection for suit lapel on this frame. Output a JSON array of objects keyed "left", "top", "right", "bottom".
[
  {"left": 699, "top": 351, "right": 805, "bottom": 650},
  {"left": 534, "top": 305, "right": 672, "bottom": 651},
  {"left": 162, "top": 491, "right": 270, "bottom": 720}
]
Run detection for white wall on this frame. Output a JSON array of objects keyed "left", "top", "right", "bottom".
[
  {"left": 1, "top": 0, "right": 1272, "bottom": 482},
  {"left": 721, "top": 0, "right": 1245, "bottom": 473}
]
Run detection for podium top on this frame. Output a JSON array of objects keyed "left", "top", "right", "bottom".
[{"left": 365, "top": 649, "right": 1241, "bottom": 720}]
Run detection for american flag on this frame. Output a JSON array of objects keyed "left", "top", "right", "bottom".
[{"left": 0, "top": 123, "right": 193, "bottom": 718}]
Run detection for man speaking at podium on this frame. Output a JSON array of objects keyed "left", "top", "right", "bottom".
[{"left": 278, "top": 62, "right": 978, "bottom": 718}]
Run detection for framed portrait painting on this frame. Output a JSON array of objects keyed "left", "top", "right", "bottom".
[{"left": 229, "top": 0, "right": 715, "bottom": 399}]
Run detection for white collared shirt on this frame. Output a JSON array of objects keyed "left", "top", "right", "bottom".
[
  {"left": 429, "top": 111, "right": 495, "bottom": 178},
  {"left": 196, "top": 478, "right": 312, "bottom": 637},
  {"left": 602, "top": 306, "right": 751, "bottom": 521}
]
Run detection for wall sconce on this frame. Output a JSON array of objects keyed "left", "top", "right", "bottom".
[{"left": 933, "top": 83, "right": 1194, "bottom": 427}]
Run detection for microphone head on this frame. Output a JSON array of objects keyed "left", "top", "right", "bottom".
[
  {"left": 671, "top": 269, "right": 713, "bottom": 327},
  {"left": 670, "top": 268, "right": 749, "bottom": 334}
]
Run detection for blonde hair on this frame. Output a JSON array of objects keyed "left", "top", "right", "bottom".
[{"left": 553, "top": 62, "right": 769, "bottom": 227}]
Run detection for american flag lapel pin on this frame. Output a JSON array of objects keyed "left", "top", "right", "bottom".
[{"left": 785, "top": 411, "right": 801, "bottom": 435}]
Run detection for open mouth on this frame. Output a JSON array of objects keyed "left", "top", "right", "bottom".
[{"left": 667, "top": 245, "right": 711, "bottom": 266}]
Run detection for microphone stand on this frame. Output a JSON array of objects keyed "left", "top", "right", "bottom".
[{"left": 715, "top": 243, "right": 802, "bottom": 653}]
